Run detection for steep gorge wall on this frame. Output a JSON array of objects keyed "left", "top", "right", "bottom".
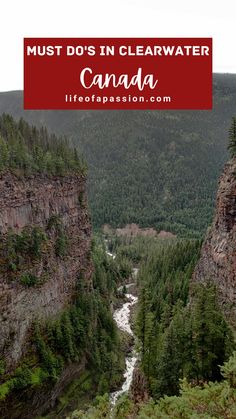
[
  {"left": 192, "top": 158, "right": 236, "bottom": 324},
  {"left": 0, "top": 171, "right": 92, "bottom": 371}
]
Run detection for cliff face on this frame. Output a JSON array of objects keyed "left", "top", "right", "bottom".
[
  {"left": 0, "top": 171, "right": 92, "bottom": 371},
  {"left": 192, "top": 158, "right": 236, "bottom": 324}
]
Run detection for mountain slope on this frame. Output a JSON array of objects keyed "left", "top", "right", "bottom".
[
  {"left": 1, "top": 74, "right": 236, "bottom": 236},
  {"left": 0, "top": 117, "right": 124, "bottom": 418}
]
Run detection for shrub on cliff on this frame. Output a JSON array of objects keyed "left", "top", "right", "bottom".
[
  {"left": 20, "top": 273, "right": 38, "bottom": 287},
  {"left": 0, "top": 227, "right": 47, "bottom": 274},
  {"left": 228, "top": 116, "right": 236, "bottom": 157}
]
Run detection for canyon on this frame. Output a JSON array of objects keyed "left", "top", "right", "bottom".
[
  {"left": 193, "top": 158, "right": 236, "bottom": 325},
  {"left": 0, "top": 171, "right": 92, "bottom": 371}
]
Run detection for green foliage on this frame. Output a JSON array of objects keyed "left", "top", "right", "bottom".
[
  {"left": 136, "top": 239, "right": 235, "bottom": 400},
  {"left": 14, "top": 227, "right": 46, "bottom": 258},
  {"left": 0, "top": 222, "right": 71, "bottom": 290},
  {"left": 1, "top": 76, "right": 236, "bottom": 236},
  {"left": 137, "top": 353, "right": 236, "bottom": 418},
  {"left": 3, "top": 227, "right": 46, "bottom": 266},
  {"left": 0, "top": 381, "right": 14, "bottom": 401},
  {"left": 13, "top": 365, "right": 33, "bottom": 389},
  {"left": 79, "top": 76, "right": 235, "bottom": 238},
  {"left": 0, "top": 114, "right": 85, "bottom": 175},
  {"left": 186, "top": 284, "right": 234, "bottom": 382},
  {"left": 67, "top": 352, "right": 236, "bottom": 418},
  {"left": 228, "top": 116, "right": 236, "bottom": 157},
  {"left": 10, "top": 243, "right": 125, "bottom": 413},
  {"left": 107, "top": 234, "right": 175, "bottom": 266},
  {"left": 0, "top": 365, "right": 48, "bottom": 402},
  {"left": 20, "top": 272, "right": 38, "bottom": 287},
  {"left": 47, "top": 214, "right": 62, "bottom": 230},
  {"left": 30, "top": 227, "right": 47, "bottom": 258},
  {"left": 30, "top": 367, "right": 48, "bottom": 386},
  {"left": 221, "top": 350, "right": 236, "bottom": 388},
  {"left": 69, "top": 394, "right": 111, "bottom": 418},
  {"left": 97, "top": 375, "right": 109, "bottom": 395},
  {"left": 0, "top": 136, "right": 9, "bottom": 170},
  {"left": 46, "top": 214, "right": 68, "bottom": 257},
  {"left": 0, "top": 242, "right": 126, "bottom": 405},
  {"left": 78, "top": 191, "right": 85, "bottom": 207},
  {"left": 115, "top": 257, "right": 132, "bottom": 279},
  {"left": 136, "top": 240, "right": 200, "bottom": 344},
  {"left": 0, "top": 359, "right": 5, "bottom": 376},
  {"left": 55, "top": 230, "right": 67, "bottom": 257},
  {"left": 0, "top": 227, "right": 47, "bottom": 284},
  {"left": 113, "top": 394, "right": 135, "bottom": 419},
  {"left": 34, "top": 324, "right": 64, "bottom": 380}
]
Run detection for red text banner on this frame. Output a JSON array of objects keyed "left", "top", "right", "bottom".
[{"left": 24, "top": 38, "right": 212, "bottom": 110}]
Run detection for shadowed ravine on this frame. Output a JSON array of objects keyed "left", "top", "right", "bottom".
[{"left": 106, "top": 248, "right": 139, "bottom": 407}]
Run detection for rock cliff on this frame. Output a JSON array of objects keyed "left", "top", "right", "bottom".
[
  {"left": 192, "top": 158, "right": 236, "bottom": 325},
  {"left": 0, "top": 171, "right": 92, "bottom": 371}
]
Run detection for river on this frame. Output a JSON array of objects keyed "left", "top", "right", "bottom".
[{"left": 106, "top": 246, "right": 139, "bottom": 406}]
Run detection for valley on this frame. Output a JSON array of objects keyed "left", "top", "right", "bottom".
[
  {"left": 0, "top": 81, "right": 236, "bottom": 417},
  {"left": 1, "top": 73, "right": 236, "bottom": 237}
]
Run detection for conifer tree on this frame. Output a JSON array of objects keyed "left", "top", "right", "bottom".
[
  {"left": 189, "top": 285, "right": 234, "bottom": 382},
  {"left": 228, "top": 116, "right": 236, "bottom": 157},
  {"left": 155, "top": 322, "right": 181, "bottom": 397}
]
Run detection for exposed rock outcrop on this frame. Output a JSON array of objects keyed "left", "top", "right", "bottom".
[
  {"left": 192, "top": 158, "right": 236, "bottom": 325},
  {"left": 0, "top": 171, "right": 92, "bottom": 370}
]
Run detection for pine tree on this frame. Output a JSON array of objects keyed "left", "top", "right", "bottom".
[
  {"left": 228, "top": 117, "right": 236, "bottom": 157},
  {"left": 189, "top": 285, "right": 234, "bottom": 382},
  {"left": 154, "top": 322, "right": 182, "bottom": 397},
  {"left": 0, "top": 136, "right": 9, "bottom": 169}
]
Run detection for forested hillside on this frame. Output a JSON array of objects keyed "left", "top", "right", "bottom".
[
  {"left": 68, "top": 353, "right": 236, "bottom": 419},
  {"left": 0, "top": 74, "right": 236, "bottom": 236},
  {"left": 0, "top": 114, "right": 85, "bottom": 175},
  {"left": 0, "top": 111, "right": 235, "bottom": 417},
  {"left": 67, "top": 235, "right": 236, "bottom": 419},
  {"left": 136, "top": 240, "right": 235, "bottom": 397},
  {"left": 106, "top": 235, "right": 235, "bottom": 399},
  {"left": 0, "top": 116, "right": 128, "bottom": 417}
]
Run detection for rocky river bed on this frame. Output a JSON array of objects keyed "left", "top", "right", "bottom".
[
  {"left": 110, "top": 289, "right": 138, "bottom": 405},
  {"left": 105, "top": 246, "right": 139, "bottom": 406}
]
